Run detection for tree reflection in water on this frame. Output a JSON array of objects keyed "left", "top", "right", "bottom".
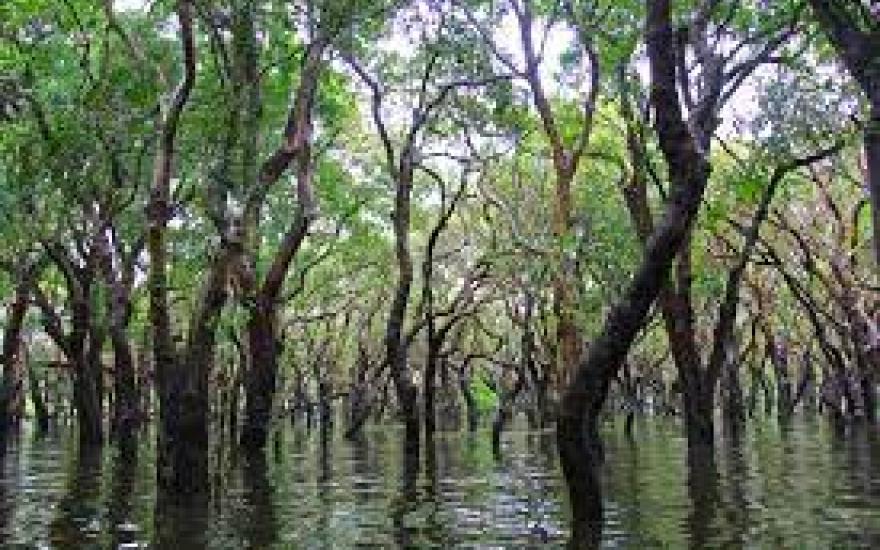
[{"left": 0, "top": 418, "right": 877, "bottom": 547}]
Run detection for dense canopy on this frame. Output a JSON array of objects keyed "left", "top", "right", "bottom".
[{"left": 0, "top": 0, "right": 878, "bottom": 547}]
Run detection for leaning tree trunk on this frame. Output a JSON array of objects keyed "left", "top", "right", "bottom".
[
  {"left": 557, "top": 1, "right": 712, "bottom": 544},
  {"left": 620, "top": 70, "right": 716, "bottom": 446},
  {"left": 660, "top": 246, "right": 717, "bottom": 446},
  {"left": 557, "top": 141, "right": 711, "bottom": 546}
]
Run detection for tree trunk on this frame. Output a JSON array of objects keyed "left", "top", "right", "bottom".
[
  {"left": 0, "top": 282, "right": 30, "bottom": 435},
  {"left": 791, "top": 350, "right": 816, "bottom": 412},
  {"left": 386, "top": 160, "right": 419, "bottom": 455},
  {"left": 558, "top": 2, "right": 712, "bottom": 542},
  {"left": 766, "top": 333, "right": 793, "bottom": 418},
  {"left": 660, "top": 243, "right": 716, "bottom": 446},
  {"left": 149, "top": 0, "right": 199, "bottom": 498},
  {"left": 492, "top": 367, "right": 526, "bottom": 457},
  {"left": 165, "top": 247, "right": 232, "bottom": 496},
  {"left": 722, "top": 350, "right": 745, "bottom": 433},
  {"left": 78, "top": 323, "right": 105, "bottom": 445},
  {"left": 424, "top": 335, "right": 438, "bottom": 437},
  {"left": 558, "top": 149, "right": 711, "bottom": 545},
  {"left": 111, "top": 326, "right": 137, "bottom": 436},
  {"left": 241, "top": 301, "right": 278, "bottom": 449}
]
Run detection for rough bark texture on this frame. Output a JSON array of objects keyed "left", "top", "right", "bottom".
[
  {"left": 239, "top": 36, "right": 327, "bottom": 450},
  {"left": 150, "top": 0, "right": 202, "bottom": 497},
  {"left": 241, "top": 300, "right": 278, "bottom": 448},
  {"left": 34, "top": 249, "right": 104, "bottom": 446},
  {"left": 557, "top": 1, "right": 712, "bottom": 543},
  {"left": 513, "top": 0, "right": 597, "bottom": 389},
  {"left": 94, "top": 226, "right": 140, "bottom": 438},
  {"left": 386, "top": 156, "right": 420, "bottom": 451}
]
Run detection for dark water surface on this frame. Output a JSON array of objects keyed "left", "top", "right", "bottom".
[{"left": 0, "top": 416, "right": 878, "bottom": 548}]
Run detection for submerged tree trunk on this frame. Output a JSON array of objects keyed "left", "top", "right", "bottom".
[
  {"left": 110, "top": 325, "right": 137, "bottom": 437},
  {"left": 95, "top": 226, "right": 140, "bottom": 439},
  {"left": 239, "top": 35, "right": 326, "bottom": 450},
  {"left": 386, "top": 158, "right": 419, "bottom": 455},
  {"left": 0, "top": 279, "right": 31, "bottom": 436},
  {"left": 424, "top": 333, "right": 439, "bottom": 437},
  {"left": 660, "top": 250, "right": 717, "bottom": 446},
  {"left": 80, "top": 321, "right": 105, "bottom": 445},
  {"left": 558, "top": 2, "right": 712, "bottom": 543},
  {"left": 241, "top": 301, "right": 279, "bottom": 449},
  {"left": 149, "top": 0, "right": 201, "bottom": 498},
  {"left": 722, "top": 351, "right": 745, "bottom": 432}
]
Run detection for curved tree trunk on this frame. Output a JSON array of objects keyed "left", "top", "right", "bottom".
[
  {"left": 238, "top": 33, "right": 327, "bottom": 451},
  {"left": 558, "top": 1, "right": 712, "bottom": 543}
]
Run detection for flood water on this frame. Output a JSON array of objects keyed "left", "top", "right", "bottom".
[{"left": 0, "top": 416, "right": 878, "bottom": 548}]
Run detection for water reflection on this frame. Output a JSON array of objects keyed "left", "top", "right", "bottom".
[
  {"left": 108, "top": 438, "right": 138, "bottom": 548},
  {"left": 684, "top": 444, "right": 719, "bottom": 549},
  {"left": 49, "top": 443, "right": 103, "bottom": 549},
  {"left": 240, "top": 451, "right": 277, "bottom": 549},
  {"left": 0, "top": 417, "right": 877, "bottom": 547},
  {"left": 153, "top": 487, "right": 209, "bottom": 548}
]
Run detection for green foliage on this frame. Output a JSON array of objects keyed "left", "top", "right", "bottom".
[{"left": 471, "top": 373, "right": 499, "bottom": 413}]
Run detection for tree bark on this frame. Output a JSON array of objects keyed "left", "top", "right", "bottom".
[
  {"left": 386, "top": 157, "right": 420, "bottom": 453},
  {"left": 241, "top": 300, "right": 278, "bottom": 448},
  {"left": 239, "top": 36, "right": 327, "bottom": 450},
  {"left": 558, "top": 2, "right": 712, "bottom": 543},
  {"left": 149, "top": 0, "right": 201, "bottom": 497},
  {"left": 0, "top": 278, "right": 32, "bottom": 435}
]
